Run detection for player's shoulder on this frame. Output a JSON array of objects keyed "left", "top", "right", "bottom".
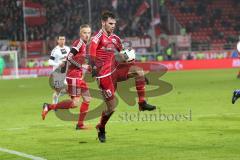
[
  {"left": 112, "top": 34, "right": 121, "bottom": 40},
  {"left": 72, "top": 38, "right": 84, "bottom": 47},
  {"left": 51, "top": 46, "right": 60, "bottom": 54},
  {"left": 52, "top": 45, "right": 59, "bottom": 51},
  {"left": 91, "top": 30, "right": 104, "bottom": 43},
  {"left": 92, "top": 29, "right": 104, "bottom": 38},
  {"left": 72, "top": 38, "right": 85, "bottom": 51},
  {"left": 64, "top": 45, "right": 70, "bottom": 50},
  {"left": 64, "top": 45, "right": 70, "bottom": 49}
]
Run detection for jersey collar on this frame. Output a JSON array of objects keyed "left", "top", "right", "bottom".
[{"left": 101, "top": 29, "right": 113, "bottom": 38}]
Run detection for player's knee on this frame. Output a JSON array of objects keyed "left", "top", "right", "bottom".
[
  {"left": 106, "top": 106, "right": 115, "bottom": 114},
  {"left": 83, "top": 95, "right": 91, "bottom": 103},
  {"left": 106, "top": 98, "right": 116, "bottom": 113},
  {"left": 130, "top": 66, "right": 145, "bottom": 77},
  {"left": 111, "top": 106, "right": 116, "bottom": 112},
  {"left": 53, "top": 91, "right": 58, "bottom": 96},
  {"left": 136, "top": 69, "right": 145, "bottom": 77},
  {"left": 55, "top": 88, "right": 62, "bottom": 94},
  {"left": 134, "top": 67, "right": 145, "bottom": 77}
]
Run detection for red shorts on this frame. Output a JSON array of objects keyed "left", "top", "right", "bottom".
[
  {"left": 66, "top": 77, "right": 88, "bottom": 97},
  {"left": 97, "top": 63, "right": 132, "bottom": 101}
]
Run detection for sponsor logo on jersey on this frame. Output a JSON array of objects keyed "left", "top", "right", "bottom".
[{"left": 60, "top": 49, "right": 67, "bottom": 54}]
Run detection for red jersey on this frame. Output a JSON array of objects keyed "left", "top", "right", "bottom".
[
  {"left": 89, "top": 29, "right": 123, "bottom": 78},
  {"left": 67, "top": 38, "right": 86, "bottom": 78}
]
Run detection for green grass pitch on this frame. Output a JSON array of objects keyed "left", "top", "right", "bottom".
[{"left": 1, "top": 68, "right": 240, "bottom": 160}]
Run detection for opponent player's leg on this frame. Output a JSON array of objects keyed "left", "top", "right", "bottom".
[
  {"left": 52, "top": 91, "right": 58, "bottom": 104},
  {"left": 232, "top": 89, "right": 240, "bottom": 104},
  {"left": 52, "top": 90, "right": 60, "bottom": 104},
  {"left": 127, "top": 65, "right": 156, "bottom": 111},
  {"left": 49, "top": 74, "right": 59, "bottom": 104},
  {"left": 76, "top": 88, "right": 91, "bottom": 130},
  {"left": 42, "top": 78, "right": 81, "bottom": 120},
  {"left": 54, "top": 84, "right": 68, "bottom": 104}
]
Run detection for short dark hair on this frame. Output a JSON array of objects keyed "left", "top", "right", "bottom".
[
  {"left": 57, "top": 35, "right": 65, "bottom": 40},
  {"left": 101, "top": 11, "right": 116, "bottom": 21}
]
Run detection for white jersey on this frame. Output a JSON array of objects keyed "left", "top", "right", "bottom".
[{"left": 48, "top": 45, "right": 70, "bottom": 71}]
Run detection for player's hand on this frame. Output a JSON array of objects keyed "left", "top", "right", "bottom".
[
  {"left": 121, "top": 53, "right": 128, "bottom": 62},
  {"left": 59, "top": 61, "right": 66, "bottom": 67},
  {"left": 82, "top": 64, "right": 92, "bottom": 73},
  {"left": 60, "top": 61, "right": 67, "bottom": 73}
]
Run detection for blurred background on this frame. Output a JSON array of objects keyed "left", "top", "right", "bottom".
[{"left": 0, "top": 0, "right": 240, "bottom": 77}]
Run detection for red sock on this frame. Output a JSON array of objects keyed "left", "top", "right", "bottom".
[
  {"left": 77, "top": 101, "right": 89, "bottom": 126},
  {"left": 135, "top": 79, "right": 145, "bottom": 103},
  {"left": 48, "top": 100, "right": 75, "bottom": 110},
  {"left": 98, "top": 111, "right": 114, "bottom": 128}
]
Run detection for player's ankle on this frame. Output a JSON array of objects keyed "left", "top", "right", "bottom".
[
  {"left": 96, "top": 123, "right": 104, "bottom": 129},
  {"left": 77, "top": 122, "right": 84, "bottom": 127},
  {"left": 48, "top": 104, "right": 55, "bottom": 110},
  {"left": 138, "top": 100, "right": 145, "bottom": 104}
]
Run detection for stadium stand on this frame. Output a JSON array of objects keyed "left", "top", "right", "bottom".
[
  {"left": 0, "top": 0, "right": 152, "bottom": 41},
  {"left": 166, "top": 0, "right": 240, "bottom": 50}
]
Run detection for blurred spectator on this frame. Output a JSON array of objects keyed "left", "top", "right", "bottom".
[
  {"left": 212, "top": 28, "right": 224, "bottom": 40},
  {"left": 0, "top": 56, "right": 5, "bottom": 76},
  {"left": 179, "top": 1, "right": 187, "bottom": 13},
  {"left": 221, "top": 20, "right": 231, "bottom": 29},
  {"left": 231, "top": 50, "right": 238, "bottom": 58},
  {"left": 201, "top": 16, "right": 210, "bottom": 28},
  {"left": 186, "top": 53, "right": 194, "bottom": 60},
  {"left": 196, "top": 2, "right": 206, "bottom": 16},
  {"left": 212, "top": 8, "right": 222, "bottom": 20},
  {"left": 166, "top": 44, "right": 173, "bottom": 60}
]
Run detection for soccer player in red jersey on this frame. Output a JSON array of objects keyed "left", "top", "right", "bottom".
[
  {"left": 42, "top": 24, "right": 92, "bottom": 130},
  {"left": 89, "top": 11, "right": 156, "bottom": 142}
]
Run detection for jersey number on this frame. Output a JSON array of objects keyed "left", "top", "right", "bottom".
[{"left": 103, "top": 89, "right": 112, "bottom": 99}]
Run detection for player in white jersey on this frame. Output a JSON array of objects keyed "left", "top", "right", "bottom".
[{"left": 48, "top": 36, "right": 70, "bottom": 104}]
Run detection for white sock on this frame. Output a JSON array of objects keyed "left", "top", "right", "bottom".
[{"left": 52, "top": 93, "right": 59, "bottom": 104}]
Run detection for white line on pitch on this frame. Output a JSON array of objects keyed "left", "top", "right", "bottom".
[{"left": 0, "top": 147, "right": 46, "bottom": 160}]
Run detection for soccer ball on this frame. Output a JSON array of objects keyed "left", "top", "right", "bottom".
[
  {"left": 237, "top": 41, "right": 240, "bottom": 53},
  {"left": 120, "top": 49, "right": 136, "bottom": 62}
]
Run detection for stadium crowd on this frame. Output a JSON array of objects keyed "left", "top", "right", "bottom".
[
  {"left": 1, "top": 0, "right": 239, "bottom": 44},
  {"left": 0, "top": 0, "right": 152, "bottom": 41}
]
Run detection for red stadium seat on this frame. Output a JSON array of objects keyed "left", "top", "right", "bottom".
[{"left": 166, "top": 0, "right": 239, "bottom": 48}]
